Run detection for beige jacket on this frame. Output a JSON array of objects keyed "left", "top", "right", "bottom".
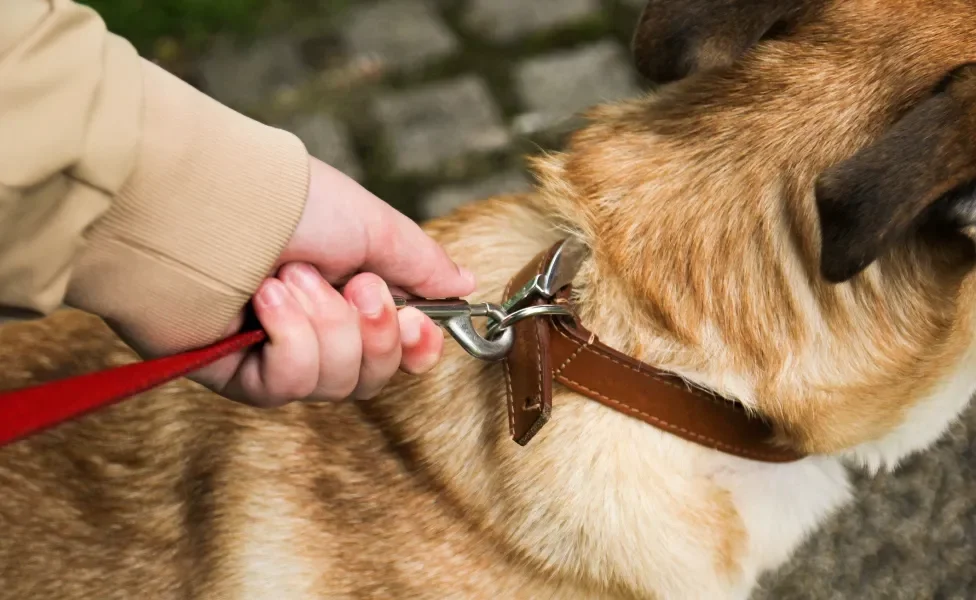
[{"left": 0, "top": 0, "right": 310, "bottom": 356}]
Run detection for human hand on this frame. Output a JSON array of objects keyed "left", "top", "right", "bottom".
[{"left": 191, "top": 157, "right": 476, "bottom": 406}]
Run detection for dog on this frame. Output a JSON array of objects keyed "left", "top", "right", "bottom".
[{"left": 4, "top": 0, "right": 976, "bottom": 598}]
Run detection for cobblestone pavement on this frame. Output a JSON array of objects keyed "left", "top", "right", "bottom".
[
  {"left": 180, "top": 2, "right": 976, "bottom": 598},
  {"left": 189, "top": 0, "right": 649, "bottom": 220}
]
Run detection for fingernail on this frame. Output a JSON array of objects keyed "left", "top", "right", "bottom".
[
  {"left": 412, "top": 350, "right": 440, "bottom": 375},
  {"left": 259, "top": 280, "right": 285, "bottom": 307},
  {"left": 282, "top": 265, "right": 318, "bottom": 315},
  {"left": 400, "top": 311, "right": 423, "bottom": 347},
  {"left": 458, "top": 265, "right": 476, "bottom": 288},
  {"left": 292, "top": 264, "right": 321, "bottom": 294},
  {"left": 353, "top": 282, "right": 385, "bottom": 319}
]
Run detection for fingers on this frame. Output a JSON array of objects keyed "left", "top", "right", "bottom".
[
  {"left": 215, "top": 262, "right": 449, "bottom": 407},
  {"left": 343, "top": 274, "right": 448, "bottom": 398},
  {"left": 280, "top": 264, "right": 363, "bottom": 402},
  {"left": 223, "top": 278, "right": 321, "bottom": 407},
  {"left": 343, "top": 273, "right": 402, "bottom": 399},
  {"left": 397, "top": 307, "right": 445, "bottom": 375}
]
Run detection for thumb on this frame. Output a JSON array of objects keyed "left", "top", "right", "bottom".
[
  {"left": 363, "top": 203, "right": 477, "bottom": 299},
  {"left": 282, "top": 158, "right": 477, "bottom": 299}
]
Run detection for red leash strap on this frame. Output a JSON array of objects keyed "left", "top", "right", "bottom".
[{"left": 0, "top": 329, "right": 267, "bottom": 447}]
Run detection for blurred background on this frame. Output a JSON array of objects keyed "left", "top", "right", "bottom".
[
  {"left": 81, "top": 0, "right": 651, "bottom": 222},
  {"left": 75, "top": 2, "right": 976, "bottom": 598}
]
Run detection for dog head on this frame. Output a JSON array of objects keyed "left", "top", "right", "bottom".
[
  {"left": 630, "top": 0, "right": 976, "bottom": 285},
  {"left": 532, "top": 0, "right": 976, "bottom": 461}
]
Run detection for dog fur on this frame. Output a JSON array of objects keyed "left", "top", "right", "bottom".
[{"left": 4, "top": 1, "right": 976, "bottom": 598}]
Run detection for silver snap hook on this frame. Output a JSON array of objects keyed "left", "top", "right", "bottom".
[{"left": 394, "top": 298, "right": 514, "bottom": 362}]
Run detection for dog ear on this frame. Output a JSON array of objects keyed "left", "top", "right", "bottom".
[
  {"left": 815, "top": 64, "right": 976, "bottom": 283},
  {"left": 630, "top": 0, "right": 810, "bottom": 83}
]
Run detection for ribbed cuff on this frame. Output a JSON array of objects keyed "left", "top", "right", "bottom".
[{"left": 66, "top": 59, "right": 309, "bottom": 356}]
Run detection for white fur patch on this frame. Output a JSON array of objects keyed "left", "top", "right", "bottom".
[
  {"left": 710, "top": 455, "right": 851, "bottom": 590},
  {"left": 842, "top": 338, "right": 976, "bottom": 473}
]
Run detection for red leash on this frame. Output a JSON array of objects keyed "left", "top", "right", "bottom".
[{"left": 0, "top": 329, "right": 266, "bottom": 447}]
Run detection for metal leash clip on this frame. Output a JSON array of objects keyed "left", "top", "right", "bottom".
[
  {"left": 484, "top": 238, "right": 586, "bottom": 338},
  {"left": 394, "top": 297, "right": 514, "bottom": 362},
  {"left": 394, "top": 238, "right": 589, "bottom": 362}
]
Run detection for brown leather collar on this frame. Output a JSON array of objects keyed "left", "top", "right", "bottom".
[{"left": 502, "top": 241, "right": 806, "bottom": 463}]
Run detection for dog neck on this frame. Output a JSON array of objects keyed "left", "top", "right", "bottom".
[
  {"left": 365, "top": 132, "right": 782, "bottom": 597},
  {"left": 367, "top": 84, "right": 976, "bottom": 595}
]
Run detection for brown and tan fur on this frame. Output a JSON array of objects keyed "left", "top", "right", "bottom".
[{"left": 5, "top": 1, "right": 976, "bottom": 598}]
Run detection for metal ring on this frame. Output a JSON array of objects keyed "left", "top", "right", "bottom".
[{"left": 486, "top": 304, "right": 573, "bottom": 339}]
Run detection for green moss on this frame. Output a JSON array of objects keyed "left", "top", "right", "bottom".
[
  {"left": 80, "top": 0, "right": 267, "bottom": 53},
  {"left": 79, "top": 0, "right": 352, "bottom": 56}
]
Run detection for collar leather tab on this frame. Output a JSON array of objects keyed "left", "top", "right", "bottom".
[{"left": 502, "top": 248, "right": 555, "bottom": 445}]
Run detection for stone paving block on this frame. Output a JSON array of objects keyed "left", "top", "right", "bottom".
[
  {"left": 463, "top": 0, "right": 602, "bottom": 44},
  {"left": 198, "top": 36, "right": 308, "bottom": 109},
  {"left": 341, "top": 0, "right": 458, "bottom": 74},
  {"left": 420, "top": 170, "right": 533, "bottom": 219},
  {"left": 373, "top": 76, "right": 511, "bottom": 176},
  {"left": 289, "top": 113, "right": 363, "bottom": 181},
  {"left": 513, "top": 40, "right": 642, "bottom": 134}
]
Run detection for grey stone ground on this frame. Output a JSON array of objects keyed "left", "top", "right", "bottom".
[
  {"left": 182, "top": 1, "right": 976, "bottom": 597},
  {"left": 185, "top": 0, "right": 641, "bottom": 219}
]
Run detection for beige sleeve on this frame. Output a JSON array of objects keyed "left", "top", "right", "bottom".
[{"left": 0, "top": 0, "right": 309, "bottom": 356}]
